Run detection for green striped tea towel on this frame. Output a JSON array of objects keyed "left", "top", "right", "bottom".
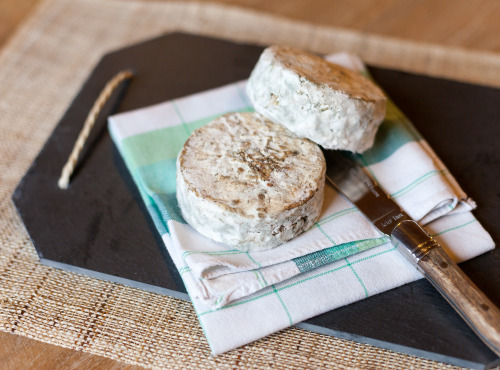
[{"left": 108, "top": 53, "right": 494, "bottom": 355}]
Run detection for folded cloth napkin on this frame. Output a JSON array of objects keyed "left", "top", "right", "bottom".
[{"left": 108, "top": 53, "right": 494, "bottom": 355}]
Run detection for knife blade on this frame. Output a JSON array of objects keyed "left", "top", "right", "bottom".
[{"left": 323, "top": 149, "right": 500, "bottom": 357}]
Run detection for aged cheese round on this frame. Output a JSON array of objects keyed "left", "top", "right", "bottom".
[
  {"left": 246, "top": 45, "right": 387, "bottom": 153},
  {"left": 176, "top": 112, "right": 325, "bottom": 252}
]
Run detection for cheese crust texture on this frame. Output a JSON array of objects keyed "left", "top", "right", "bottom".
[
  {"left": 176, "top": 112, "right": 325, "bottom": 252},
  {"left": 246, "top": 45, "right": 387, "bottom": 153}
]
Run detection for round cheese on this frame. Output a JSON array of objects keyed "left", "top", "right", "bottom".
[
  {"left": 246, "top": 45, "right": 387, "bottom": 153},
  {"left": 176, "top": 112, "right": 325, "bottom": 252}
]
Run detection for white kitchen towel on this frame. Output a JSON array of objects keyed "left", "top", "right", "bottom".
[{"left": 108, "top": 53, "right": 495, "bottom": 355}]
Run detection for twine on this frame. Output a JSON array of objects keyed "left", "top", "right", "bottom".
[{"left": 57, "top": 69, "right": 134, "bottom": 189}]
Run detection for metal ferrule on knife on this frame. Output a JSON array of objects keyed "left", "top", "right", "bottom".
[
  {"left": 349, "top": 177, "right": 439, "bottom": 268},
  {"left": 390, "top": 220, "right": 439, "bottom": 270}
]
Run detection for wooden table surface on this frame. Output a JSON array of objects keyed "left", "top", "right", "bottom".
[{"left": 2, "top": 0, "right": 500, "bottom": 368}]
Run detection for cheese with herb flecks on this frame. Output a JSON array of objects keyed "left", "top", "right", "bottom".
[
  {"left": 246, "top": 45, "right": 387, "bottom": 153},
  {"left": 176, "top": 112, "right": 325, "bottom": 252}
]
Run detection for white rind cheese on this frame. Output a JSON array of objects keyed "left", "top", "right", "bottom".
[
  {"left": 176, "top": 112, "right": 325, "bottom": 252},
  {"left": 246, "top": 45, "right": 387, "bottom": 153}
]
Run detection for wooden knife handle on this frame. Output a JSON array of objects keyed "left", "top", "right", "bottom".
[
  {"left": 391, "top": 219, "right": 500, "bottom": 356},
  {"left": 418, "top": 247, "right": 500, "bottom": 357}
]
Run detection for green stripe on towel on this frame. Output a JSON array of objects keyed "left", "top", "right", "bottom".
[{"left": 293, "top": 238, "right": 388, "bottom": 272}]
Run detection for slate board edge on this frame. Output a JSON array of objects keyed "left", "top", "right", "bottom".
[
  {"left": 40, "top": 258, "right": 189, "bottom": 301},
  {"left": 296, "top": 321, "right": 498, "bottom": 370}
]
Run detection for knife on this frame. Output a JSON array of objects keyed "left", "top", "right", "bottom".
[{"left": 323, "top": 149, "right": 500, "bottom": 356}]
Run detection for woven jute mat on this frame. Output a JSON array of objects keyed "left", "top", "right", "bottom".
[{"left": 2, "top": 0, "right": 500, "bottom": 368}]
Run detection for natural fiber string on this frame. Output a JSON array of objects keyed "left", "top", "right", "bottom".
[{"left": 57, "top": 69, "right": 134, "bottom": 189}]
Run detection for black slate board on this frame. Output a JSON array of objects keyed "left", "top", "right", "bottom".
[{"left": 12, "top": 33, "right": 500, "bottom": 369}]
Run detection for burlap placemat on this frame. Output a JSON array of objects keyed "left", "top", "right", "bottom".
[{"left": 2, "top": 0, "right": 500, "bottom": 367}]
